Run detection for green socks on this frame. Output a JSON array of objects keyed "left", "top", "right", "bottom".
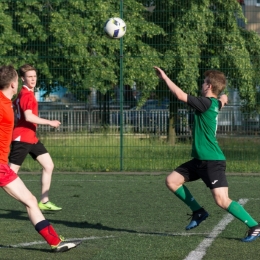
[
  {"left": 227, "top": 201, "right": 258, "bottom": 228},
  {"left": 174, "top": 185, "right": 202, "bottom": 212},
  {"left": 174, "top": 187, "right": 257, "bottom": 228}
]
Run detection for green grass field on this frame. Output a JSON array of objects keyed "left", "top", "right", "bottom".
[
  {"left": 20, "top": 134, "right": 260, "bottom": 173},
  {"left": 0, "top": 173, "right": 260, "bottom": 260}
]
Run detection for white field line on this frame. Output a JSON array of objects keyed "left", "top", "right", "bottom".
[
  {"left": 184, "top": 198, "right": 248, "bottom": 260},
  {"left": 0, "top": 198, "right": 255, "bottom": 253},
  {"left": 0, "top": 235, "right": 114, "bottom": 249},
  {"left": 0, "top": 232, "right": 212, "bottom": 249}
]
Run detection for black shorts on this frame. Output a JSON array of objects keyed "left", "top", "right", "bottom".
[
  {"left": 175, "top": 158, "right": 228, "bottom": 189},
  {"left": 9, "top": 141, "right": 48, "bottom": 166}
]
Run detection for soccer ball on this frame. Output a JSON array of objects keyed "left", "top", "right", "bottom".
[{"left": 104, "top": 17, "right": 126, "bottom": 39}]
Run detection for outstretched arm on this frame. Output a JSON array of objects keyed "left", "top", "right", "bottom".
[{"left": 154, "top": 66, "right": 188, "bottom": 103}]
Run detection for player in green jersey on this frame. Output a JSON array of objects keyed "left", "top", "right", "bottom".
[{"left": 154, "top": 66, "right": 260, "bottom": 242}]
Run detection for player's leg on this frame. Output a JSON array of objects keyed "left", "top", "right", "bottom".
[
  {"left": 165, "top": 170, "right": 185, "bottom": 192},
  {"left": 8, "top": 163, "right": 21, "bottom": 173},
  {"left": 211, "top": 186, "right": 260, "bottom": 242},
  {"left": 1, "top": 166, "right": 80, "bottom": 251},
  {"left": 8, "top": 141, "right": 29, "bottom": 173},
  {"left": 206, "top": 160, "right": 259, "bottom": 242},
  {"left": 3, "top": 176, "right": 47, "bottom": 225},
  {"left": 36, "top": 152, "right": 54, "bottom": 203},
  {"left": 166, "top": 159, "right": 208, "bottom": 230},
  {"left": 31, "top": 142, "right": 61, "bottom": 211},
  {"left": 36, "top": 152, "right": 62, "bottom": 210}
]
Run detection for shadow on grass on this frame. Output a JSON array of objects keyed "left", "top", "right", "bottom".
[
  {"left": 0, "top": 208, "right": 139, "bottom": 234},
  {"left": 0, "top": 208, "right": 206, "bottom": 238},
  {"left": 0, "top": 243, "right": 54, "bottom": 253}
]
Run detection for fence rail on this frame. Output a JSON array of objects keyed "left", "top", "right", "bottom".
[{"left": 38, "top": 108, "right": 260, "bottom": 136}]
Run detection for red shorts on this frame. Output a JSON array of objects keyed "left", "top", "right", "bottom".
[{"left": 0, "top": 164, "right": 18, "bottom": 187}]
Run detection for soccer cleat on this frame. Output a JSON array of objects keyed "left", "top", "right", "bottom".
[
  {"left": 51, "top": 239, "right": 82, "bottom": 252},
  {"left": 38, "top": 201, "right": 62, "bottom": 211},
  {"left": 185, "top": 208, "right": 209, "bottom": 230},
  {"left": 241, "top": 224, "right": 260, "bottom": 242}
]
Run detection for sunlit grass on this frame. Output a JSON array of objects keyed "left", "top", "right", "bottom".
[
  {"left": 20, "top": 132, "right": 260, "bottom": 173},
  {"left": 1, "top": 174, "right": 260, "bottom": 260}
]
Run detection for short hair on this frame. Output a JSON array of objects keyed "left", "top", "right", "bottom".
[
  {"left": 204, "top": 70, "right": 226, "bottom": 96},
  {"left": 0, "top": 65, "right": 18, "bottom": 90},
  {"left": 18, "top": 64, "right": 37, "bottom": 78}
]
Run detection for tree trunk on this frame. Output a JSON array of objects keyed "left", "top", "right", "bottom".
[
  {"left": 167, "top": 97, "right": 178, "bottom": 145},
  {"left": 168, "top": 114, "right": 176, "bottom": 145}
]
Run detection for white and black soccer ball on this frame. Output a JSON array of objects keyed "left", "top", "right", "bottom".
[{"left": 104, "top": 17, "right": 126, "bottom": 39}]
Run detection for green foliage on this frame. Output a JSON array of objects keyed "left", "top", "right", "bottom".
[
  {"left": 0, "top": 0, "right": 260, "bottom": 110},
  {"left": 1, "top": 0, "right": 165, "bottom": 95},
  {"left": 149, "top": 0, "right": 260, "bottom": 111}
]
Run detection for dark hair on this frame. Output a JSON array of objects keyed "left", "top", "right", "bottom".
[
  {"left": 204, "top": 70, "right": 226, "bottom": 95},
  {"left": 18, "top": 64, "right": 37, "bottom": 78},
  {"left": 0, "top": 65, "right": 18, "bottom": 90}
]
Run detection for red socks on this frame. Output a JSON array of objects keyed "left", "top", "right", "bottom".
[{"left": 35, "top": 220, "right": 61, "bottom": 246}]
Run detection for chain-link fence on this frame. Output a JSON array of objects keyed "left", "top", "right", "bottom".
[{"left": 3, "top": 0, "right": 260, "bottom": 172}]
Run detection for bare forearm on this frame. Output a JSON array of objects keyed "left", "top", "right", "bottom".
[
  {"left": 154, "top": 66, "right": 188, "bottom": 102},
  {"left": 25, "top": 113, "right": 51, "bottom": 125},
  {"left": 164, "top": 76, "right": 188, "bottom": 102}
]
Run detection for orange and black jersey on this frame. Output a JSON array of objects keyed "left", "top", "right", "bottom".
[{"left": 0, "top": 91, "right": 14, "bottom": 164}]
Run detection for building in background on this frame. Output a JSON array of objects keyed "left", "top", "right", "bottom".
[{"left": 244, "top": 0, "right": 260, "bottom": 35}]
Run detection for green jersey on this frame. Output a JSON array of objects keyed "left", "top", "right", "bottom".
[{"left": 188, "top": 96, "right": 225, "bottom": 160}]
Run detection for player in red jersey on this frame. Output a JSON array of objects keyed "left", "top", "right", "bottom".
[
  {"left": 0, "top": 65, "right": 80, "bottom": 252},
  {"left": 8, "top": 64, "right": 62, "bottom": 211}
]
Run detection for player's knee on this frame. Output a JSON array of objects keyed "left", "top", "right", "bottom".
[
  {"left": 9, "top": 163, "right": 20, "bottom": 173},
  {"left": 215, "top": 200, "right": 224, "bottom": 209},
  {"left": 25, "top": 193, "right": 38, "bottom": 208},
  {"left": 165, "top": 175, "right": 179, "bottom": 191},
  {"left": 42, "top": 162, "right": 54, "bottom": 173},
  {"left": 214, "top": 197, "right": 230, "bottom": 210},
  {"left": 165, "top": 175, "right": 172, "bottom": 188}
]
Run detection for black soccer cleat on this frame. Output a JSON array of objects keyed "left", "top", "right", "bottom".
[
  {"left": 186, "top": 208, "right": 209, "bottom": 230},
  {"left": 241, "top": 224, "right": 260, "bottom": 242}
]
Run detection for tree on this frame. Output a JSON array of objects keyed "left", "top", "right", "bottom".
[
  {"left": 1, "top": 0, "right": 260, "bottom": 142},
  {"left": 1, "top": 0, "right": 165, "bottom": 95},
  {"left": 146, "top": 0, "right": 260, "bottom": 143}
]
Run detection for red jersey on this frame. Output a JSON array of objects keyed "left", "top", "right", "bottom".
[
  {"left": 0, "top": 91, "right": 14, "bottom": 164},
  {"left": 12, "top": 86, "right": 39, "bottom": 144}
]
